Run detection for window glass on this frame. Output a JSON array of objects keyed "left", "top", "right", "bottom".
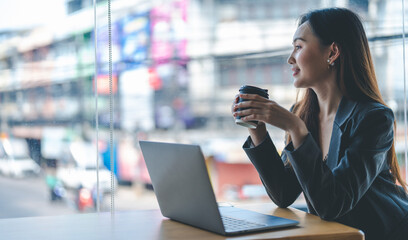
[
  {"left": 0, "top": 0, "right": 406, "bottom": 219},
  {"left": 0, "top": 0, "right": 110, "bottom": 217}
]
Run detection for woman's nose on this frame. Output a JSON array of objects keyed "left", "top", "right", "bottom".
[{"left": 287, "top": 54, "right": 295, "bottom": 64}]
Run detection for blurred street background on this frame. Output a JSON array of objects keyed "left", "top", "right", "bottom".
[
  {"left": 0, "top": 0, "right": 406, "bottom": 218},
  {"left": 0, "top": 174, "right": 160, "bottom": 218}
]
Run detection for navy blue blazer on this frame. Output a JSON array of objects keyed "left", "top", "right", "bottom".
[{"left": 243, "top": 97, "right": 408, "bottom": 240}]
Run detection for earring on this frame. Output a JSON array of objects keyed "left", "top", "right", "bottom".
[{"left": 327, "top": 59, "right": 335, "bottom": 68}]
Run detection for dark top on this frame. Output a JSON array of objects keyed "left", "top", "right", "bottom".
[{"left": 243, "top": 97, "right": 408, "bottom": 240}]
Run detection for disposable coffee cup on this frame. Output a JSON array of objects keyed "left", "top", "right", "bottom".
[{"left": 235, "top": 85, "right": 269, "bottom": 129}]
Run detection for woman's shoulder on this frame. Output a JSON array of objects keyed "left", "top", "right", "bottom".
[
  {"left": 354, "top": 100, "right": 393, "bottom": 113},
  {"left": 352, "top": 100, "right": 394, "bottom": 122}
]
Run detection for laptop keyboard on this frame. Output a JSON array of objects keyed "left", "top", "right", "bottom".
[{"left": 221, "top": 216, "right": 267, "bottom": 231}]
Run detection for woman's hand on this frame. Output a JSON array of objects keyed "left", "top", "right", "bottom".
[
  {"left": 231, "top": 94, "right": 240, "bottom": 115},
  {"left": 232, "top": 93, "right": 308, "bottom": 148},
  {"left": 231, "top": 94, "right": 267, "bottom": 146}
]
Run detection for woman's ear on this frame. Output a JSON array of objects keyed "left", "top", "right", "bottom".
[{"left": 328, "top": 42, "right": 340, "bottom": 63}]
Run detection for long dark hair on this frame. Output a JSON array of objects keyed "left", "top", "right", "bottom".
[{"left": 288, "top": 8, "right": 407, "bottom": 192}]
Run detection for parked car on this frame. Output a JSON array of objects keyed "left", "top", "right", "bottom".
[
  {"left": 0, "top": 137, "right": 41, "bottom": 178},
  {"left": 56, "top": 141, "right": 117, "bottom": 194},
  {"left": 55, "top": 141, "right": 117, "bottom": 211}
]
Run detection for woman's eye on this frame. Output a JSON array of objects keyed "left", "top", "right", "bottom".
[{"left": 295, "top": 45, "right": 301, "bottom": 50}]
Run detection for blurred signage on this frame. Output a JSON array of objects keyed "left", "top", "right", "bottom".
[
  {"left": 148, "top": 68, "right": 162, "bottom": 90},
  {"left": 150, "top": 0, "right": 188, "bottom": 64},
  {"left": 93, "top": 75, "right": 118, "bottom": 95},
  {"left": 120, "top": 12, "right": 150, "bottom": 70},
  {"left": 95, "top": 22, "right": 121, "bottom": 74},
  {"left": 149, "top": 0, "right": 191, "bottom": 130},
  {"left": 120, "top": 67, "right": 154, "bottom": 131}
]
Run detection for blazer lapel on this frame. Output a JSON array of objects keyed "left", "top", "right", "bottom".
[
  {"left": 326, "top": 97, "right": 358, "bottom": 170},
  {"left": 327, "top": 126, "right": 341, "bottom": 170}
]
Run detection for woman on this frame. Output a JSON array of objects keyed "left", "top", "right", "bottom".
[{"left": 232, "top": 8, "right": 408, "bottom": 240}]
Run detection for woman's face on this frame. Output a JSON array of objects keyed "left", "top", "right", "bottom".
[{"left": 287, "top": 22, "right": 331, "bottom": 88}]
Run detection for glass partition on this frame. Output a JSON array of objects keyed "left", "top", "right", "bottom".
[{"left": 0, "top": 0, "right": 406, "bottom": 219}]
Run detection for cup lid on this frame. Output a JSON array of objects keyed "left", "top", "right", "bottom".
[{"left": 239, "top": 85, "right": 269, "bottom": 98}]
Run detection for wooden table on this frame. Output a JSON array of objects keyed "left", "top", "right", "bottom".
[{"left": 0, "top": 203, "right": 364, "bottom": 240}]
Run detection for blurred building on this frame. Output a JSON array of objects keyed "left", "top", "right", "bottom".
[{"left": 0, "top": 0, "right": 406, "bottom": 167}]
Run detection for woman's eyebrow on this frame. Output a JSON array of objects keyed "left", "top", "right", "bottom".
[{"left": 292, "top": 37, "right": 306, "bottom": 44}]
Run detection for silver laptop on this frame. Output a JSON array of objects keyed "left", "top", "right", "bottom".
[{"left": 139, "top": 140, "right": 299, "bottom": 236}]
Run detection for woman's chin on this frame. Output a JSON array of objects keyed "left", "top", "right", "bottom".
[{"left": 293, "top": 79, "right": 303, "bottom": 88}]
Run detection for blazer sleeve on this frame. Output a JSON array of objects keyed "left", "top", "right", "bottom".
[
  {"left": 285, "top": 107, "right": 394, "bottom": 220},
  {"left": 243, "top": 133, "right": 302, "bottom": 208}
]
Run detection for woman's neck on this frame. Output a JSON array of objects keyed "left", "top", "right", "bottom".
[{"left": 313, "top": 79, "right": 343, "bottom": 118}]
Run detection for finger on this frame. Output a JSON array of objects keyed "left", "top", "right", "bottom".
[
  {"left": 236, "top": 99, "right": 271, "bottom": 109},
  {"left": 232, "top": 95, "right": 240, "bottom": 110},
  {"left": 241, "top": 113, "right": 262, "bottom": 122},
  {"left": 232, "top": 102, "right": 240, "bottom": 113},
  {"left": 241, "top": 113, "right": 267, "bottom": 122},
  {"left": 239, "top": 93, "right": 268, "bottom": 101},
  {"left": 234, "top": 96, "right": 240, "bottom": 106},
  {"left": 231, "top": 104, "right": 238, "bottom": 114},
  {"left": 234, "top": 108, "right": 265, "bottom": 118}
]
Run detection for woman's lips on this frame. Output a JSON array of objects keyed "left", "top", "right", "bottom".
[{"left": 292, "top": 68, "right": 300, "bottom": 76}]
